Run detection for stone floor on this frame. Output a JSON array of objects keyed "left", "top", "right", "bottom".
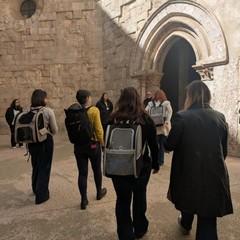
[{"left": 0, "top": 134, "right": 239, "bottom": 240}]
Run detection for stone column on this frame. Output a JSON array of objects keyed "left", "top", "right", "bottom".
[
  {"left": 131, "top": 70, "right": 164, "bottom": 99},
  {"left": 194, "top": 66, "right": 214, "bottom": 81},
  {"left": 146, "top": 70, "right": 164, "bottom": 93}
]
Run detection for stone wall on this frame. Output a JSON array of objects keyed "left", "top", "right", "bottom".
[
  {"left": 0, "top": 0, "right": 239, "bottom": 156},
  {"left": 100, "top": 0, "right": 240, "bottom": 156},
  {"left": 0, "top": 0, "right": 104, "bottom": 133}
]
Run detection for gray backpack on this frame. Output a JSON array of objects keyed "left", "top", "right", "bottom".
[
  {"left": 15, "top": 107, "right": 49, "bottom": 143},
  {"left": 103, "top": 122, "right": 146, "bottom": 178},
  {"left": 149, "top": 101, "right": 166, "bottom": 126}
]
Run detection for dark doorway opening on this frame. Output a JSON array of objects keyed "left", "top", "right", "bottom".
[{"left": 160, "top": 37, "right": 200, "bottom": 118}]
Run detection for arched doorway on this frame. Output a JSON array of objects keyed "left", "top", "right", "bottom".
[
  {"left": 130, "top": 1, "right": 229, "bottom": 98},
  {"left": 161, "top": 38, "right": 200, "bottom": 117}
]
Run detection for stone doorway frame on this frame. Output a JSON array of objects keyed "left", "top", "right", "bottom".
[{"left": 130, "top": 0, "right": 229, "bottom": 96}]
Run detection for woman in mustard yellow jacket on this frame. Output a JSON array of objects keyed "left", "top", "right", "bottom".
[{"left": 74, "top": 90, "right": 107, "bottom": 210}]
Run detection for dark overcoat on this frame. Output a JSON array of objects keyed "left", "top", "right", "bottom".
[{"left": 164, "top": 104, "right": 233, "bottom": 217}]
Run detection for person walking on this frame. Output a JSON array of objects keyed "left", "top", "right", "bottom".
[
  {"left": 108, "top": 87, "right": 159, "bottom": 240},
  {"left": 164, "top": 81, "right": 233, "bottom": 240},
  {"left": 145, "top": 89, "right": 172, "bottom": 166},
  {"left": 74, "top": 90, "right": 107, "bottom": 210},
  {"left": 28, "top": 89, "right": 58, "bottom": 204},
  {"left": 5, "top": 99, "right": 24, "bottom": 148},
  {"left": 96, "top": 92, "right": 113, "bottom": 135}
]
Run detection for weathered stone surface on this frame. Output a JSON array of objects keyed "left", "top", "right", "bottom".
[
  {"left": 0, "top": 0, "right": 239, "bottom": 156},
  {"left": 0, "top": 134, "right": 240, "bottom": 239}
]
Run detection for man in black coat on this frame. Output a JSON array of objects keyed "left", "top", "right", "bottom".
[{"left": 164, "top": 81, "right": 233, "bottom": 240}]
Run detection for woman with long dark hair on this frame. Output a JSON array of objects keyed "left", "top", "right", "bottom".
[
  {"left": 5, "top": 99, "right": 23, "bottom": 148},
  {"left": 96, "top": 92, "right": 113, "bottom": 134},
  {"left": 28, "top": 89, "right": 58, "bottom": 204},
  {"left": 108, "top": 87, "right": 159, "bottom": 240},
  {"left": 164, "top": 81, "right": 233, "bottom": 239}
]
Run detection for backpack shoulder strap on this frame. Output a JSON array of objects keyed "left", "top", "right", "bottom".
[
  {"left": 151, "top": 101, "right": 156, "bottom": 107},
  {"left": 30, "top": 106, "right": 45, "bottom": 112},
  {"left": 86, "top": 106, "right": 92, "bottom": 112}
]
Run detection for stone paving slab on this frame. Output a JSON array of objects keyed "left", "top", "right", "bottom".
[{"left": 0, "top": 134, "right": 239, "bottom": 240}]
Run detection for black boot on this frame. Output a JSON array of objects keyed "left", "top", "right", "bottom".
[
  {"left": 80, "top": 199, "right": 89, "bottom": 210},
  {"left": 96, "top": 188, "right": 107, "bottom": 200}
]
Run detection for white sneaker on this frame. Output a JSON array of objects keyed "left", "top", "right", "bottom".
[{"left": 12, "top": 147, "right": 16, "bottom": 149}]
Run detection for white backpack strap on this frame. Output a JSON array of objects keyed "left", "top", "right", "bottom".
[{"left": 142, "top": 141, "right": 147, "bottom": 155}]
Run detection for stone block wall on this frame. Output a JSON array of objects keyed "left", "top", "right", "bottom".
[
  {"left": 100, "top": 0, "right": 240, "bottom": 156},
  {"left": 0, "top": 0, "right": 104, "bottom": 133},
  {"left": 0, "top": 0, "right": 239, "bottom": 156}
]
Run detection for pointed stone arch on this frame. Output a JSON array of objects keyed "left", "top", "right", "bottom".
[{"left": 130, "top": 0, "right": 228, "bottom": 89}]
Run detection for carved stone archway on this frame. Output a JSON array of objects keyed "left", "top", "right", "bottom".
[{"left": 130, "top": 0, "right": 228, "bottom": 94}]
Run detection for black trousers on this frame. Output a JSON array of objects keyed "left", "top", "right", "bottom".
[
  {"left": 74, "top": 141, "right": 103, "bottom": 200},
  {"left": 111, "top": 163, "right": 152, "bottom": 240},
  {"left": 9, "top": 125, "right": 23, "bottom": 147},
  {"left": 29, "top": 136, "right": 53, "bottom": 204},
  {"left": 181, "top": 211, "right": 218, "bottom": 240}
]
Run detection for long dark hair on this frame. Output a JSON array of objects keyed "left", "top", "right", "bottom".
[
  {"left": 100, "top": 92, "right": 108, "bottom": 102},
  {"left": 184, "top": 81, "right": 211, "bottom": 109},
  {"left": 109, "top": 87, "right": 148, "bottom": 124},
  {"left": 31, "top": 89, "right": 47, "bottom": 107},
  {"left": 10, "top": 99, "right": 18, "bottom": 108},
  {"left": 10, "top": 99, "right": 22, "bottom": 110}
]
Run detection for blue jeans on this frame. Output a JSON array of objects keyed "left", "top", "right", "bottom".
[
  {"left": 111, "top": 163, "right": 152, "bottom": 240},
  {"left": 157, "top": 134, "right": 166, "bottom": 166},
  {"left": 181, "top": 211, "right": 218, "bottom": 240},
  {"left": 10, "top": 125, "right": 23, "bottom": 147}
]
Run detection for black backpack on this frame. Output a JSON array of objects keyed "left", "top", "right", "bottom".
[{"left": 64, "top": 103, "right": 93, "bottom": 144}]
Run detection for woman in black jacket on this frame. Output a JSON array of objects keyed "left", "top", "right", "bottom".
[
  {"left": 5, "top": 99, "right": 23, "bottom": 148},
  {"left": 108, "top": 87, "right": 159, "bottom": 240},
  {"left": 96, "top": 93, "right": 113, "bottom": 134},
  {"left": 164, "top": 81, "right": 233, "bottom": 240}
]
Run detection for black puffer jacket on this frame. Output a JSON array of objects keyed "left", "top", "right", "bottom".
[
  {"left": 96, "top": 100, "right": 113, "bottom": 125},
  {"left": 5, "top": 107, "right": 23, "bottom": 126},
  {"left": 164, "top": 104, "right": 233, "bottom": 217}
]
